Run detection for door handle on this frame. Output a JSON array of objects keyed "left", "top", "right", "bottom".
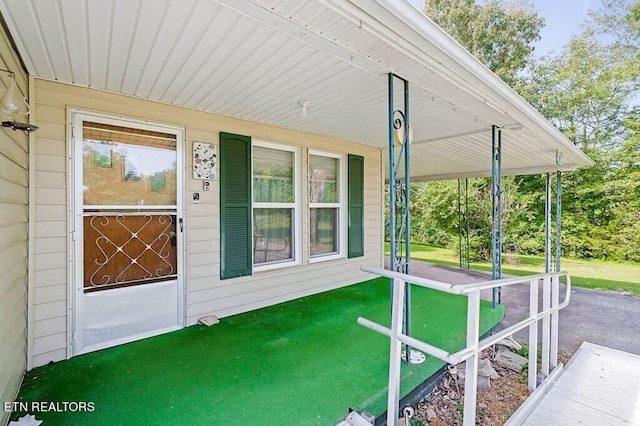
[{"left": 179, "top": 218, "right": 183, "bottom": 232}]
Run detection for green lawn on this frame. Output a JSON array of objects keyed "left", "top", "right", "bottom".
[{"left": 386, "top": 243, "right": 640, "bottom": 296}]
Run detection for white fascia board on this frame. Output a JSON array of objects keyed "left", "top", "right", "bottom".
[
  {"left": 406, "top": 164, "right": 581, "bottom": 183},
  {"left": 335, "top": 0, "right": 594, "bottom": 168}
]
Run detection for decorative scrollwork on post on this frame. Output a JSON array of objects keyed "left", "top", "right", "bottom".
[
  {"left": 393, "top": 110, "right": 406, "bottom": 132},
  {"left": 393, "top": 178, "right": 408, "bottom": 271}
]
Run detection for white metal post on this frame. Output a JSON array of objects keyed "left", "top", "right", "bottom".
[
  {"left": 528, "top": 278, "right": 539, "bottom": 392},
  {"left": 550, "top": 275, "right": 560, "bottom": 368},
  {"left": 541, "top": 276, "right": 551, "bottom": 375},
  {"left": 463, "top": 289, "right": 480, "bottom": 426},
  {"left": 387, "top": 277, "right": 406, "bottom": 426}
]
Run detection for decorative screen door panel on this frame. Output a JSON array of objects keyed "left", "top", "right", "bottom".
[
  {"left": 73, "top": 114, "right": 184, "bottom": 355},
  {"left": 83, "top": 214, "right": 177, "bottom": 290}
]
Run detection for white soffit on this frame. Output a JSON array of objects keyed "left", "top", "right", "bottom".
[{"left": 0, "top": 0, "right": 593, "bottom": 180}]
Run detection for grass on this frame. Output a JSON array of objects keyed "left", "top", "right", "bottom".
[
  {"left": 386, "top": 243, "right": 640, "bottom": 296},
  {"left": 12, "top": 277, "right": 504, "bottom": 425}
]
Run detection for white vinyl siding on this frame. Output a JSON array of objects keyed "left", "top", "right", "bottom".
[
  {"left": 0, "top": 24, "right": 29, "bottom": 426},
  {"left": 31, "top": 79, "right": 383, "bottom": 367}
]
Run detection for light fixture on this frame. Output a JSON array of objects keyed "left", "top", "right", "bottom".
[
  {"left": 392, "top": 110, "right": 413, "bottom": 145},
  {"left": 556, "top": 150, "right": 564, "bottom": 166},
  {"left": 394, "top": 124, "right": 413, "bottom": 145},
  {"left": 0, "top": 68, "right": 38, "bottom": 133},
  {"left": 298, "top": 100, "right": 310, "bottom": 118}
]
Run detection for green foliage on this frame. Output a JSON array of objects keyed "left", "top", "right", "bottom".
[
  {"left": 423, "top": 0, "right": 544, "bottom": 87},
  {"left": 404, "top": 0, "right": 640, "bottom": 264}
]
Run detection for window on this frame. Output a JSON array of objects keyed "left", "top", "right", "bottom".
[
  {"left": 309, "top": 152, "right": 346, "bottom": 260},
  {"left": 220, "top": 132, "right": 363, "bottom": 279},
  {"left": 252, "top": 142, "right": 301, "bottom": 268}
]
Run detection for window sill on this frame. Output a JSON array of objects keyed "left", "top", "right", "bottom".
[
  {"left": 253, "top": 260, "right": 301, "bottom": 274},
  {"left": 309, "top": 253, "right": 345, "bottom": 264}
]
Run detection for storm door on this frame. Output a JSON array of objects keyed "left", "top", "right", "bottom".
[{"left": 71, "top": 112, "right": 184, "bottom": 355}]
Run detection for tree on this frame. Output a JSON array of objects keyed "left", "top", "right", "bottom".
[
  {"left": 409, "top": 0, "right": 640, "bottom": 263},
  {"left": 519, "top": 1, "right": 640, "bottom": 260},
  {"left": 411, "top": 0, "right": 544, "bottom": 260},
  {"left": 422, "top": 0, "right": 544, "bottom": 87}
]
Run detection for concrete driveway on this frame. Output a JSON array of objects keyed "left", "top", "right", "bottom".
[{"left": 384, "top": 259, "right": 640, "bottom": 356}]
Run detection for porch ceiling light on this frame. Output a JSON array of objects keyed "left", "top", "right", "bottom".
[
  {"left": 0, "top": 68, "right": 38, "bottom": 133},
  {"left": 394, "top": 124, "right": 413, "bottom": 145},
  {"left": 392, "top": 109, "right": 413, "bottom": 145},
  {"left": 298, "top": 100, "right": 310, "bottom": 118}
]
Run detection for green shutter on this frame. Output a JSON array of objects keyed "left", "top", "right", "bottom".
[
  {"left": 348, "top": 154, "right": 364, "bottom": 258},
  {"left": 220, "top": 132, "right": 252, "bottom": 279}
]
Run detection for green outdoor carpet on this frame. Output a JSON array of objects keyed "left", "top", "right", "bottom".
[{"left": 12, "top": 278, "right": 504, "bottom": 425}]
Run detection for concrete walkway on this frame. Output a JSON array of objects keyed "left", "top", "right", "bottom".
[{"left": 386, "top": 259, "right": 640, "bottom": 356}]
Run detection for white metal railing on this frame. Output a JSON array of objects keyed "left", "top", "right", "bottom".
[{"left": 358, "top": 265, "right": 572, "bottom": 426}]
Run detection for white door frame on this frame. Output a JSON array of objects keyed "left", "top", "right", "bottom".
[{"left": 67, "top": 109, "right": 186, "bottom": 356}]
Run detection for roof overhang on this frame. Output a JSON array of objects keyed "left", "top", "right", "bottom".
[{"left": 0, "top": 0, "right": 593, "bottom": 180}]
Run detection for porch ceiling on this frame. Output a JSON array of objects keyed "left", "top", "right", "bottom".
[{"left": 0, "top": 0, "right": 593, "bottom": 180}]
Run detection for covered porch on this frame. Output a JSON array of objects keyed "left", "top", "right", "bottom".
[
  {"left": 0, "top": 0, "right": 594, "bottom": 425},
  {"left": 10, "top": 277, "right": 504, "bottom": 425}
]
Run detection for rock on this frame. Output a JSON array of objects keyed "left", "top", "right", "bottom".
[
  {"left": 426, "top": 406, "right": 437, "bottom": 421},
  {"left": 457, "top": 365, "right": 491, "bottom": 389},
  {"left": 443, "top": 377, "right": 451, "bottom": 389},
  {"left": 197, "top": 315, "right": 220, "bottom": 326},
  {"left": 457, "top": 363, "right": 466, "bottom": 380},
  {"left": 477, "top": 375, "right": 491, "bottom": 390},
  {"left": 494, "top": 346, "right": 528, "bottom": 372},
  {"left": 458, "top": 358, "right": 498, "bottom": 380},
  {"left": 478, "top": 358, "right": 500, "bottom": 379},
  {"left": 496, "top": 335, "right": 523, "bottom": 350}
]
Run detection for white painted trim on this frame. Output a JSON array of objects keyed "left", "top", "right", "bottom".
[
  {"left": 82, "top": 205, "right": 178, "bottom": 210},
  {"left": 67, "top": 107, "right": 77, "bottom": 358},
  {"left": 26, "top": 74, "right": 37, "bottom": 370},
  {"left": 379, "top": 148, "right": 385, "bottom": 268},
  {"left": 339, "top": 153, "right": 348, "bottom": 258},
  {"left": 77, "top": 325, "right": 182, "bottom": 356},
  {"left": 308, "top": 149, "right": 342, "bottom": 159},
  {"left": 252, "top": 260, "right": 300, "bottom": 273},
  {"left": 309, "top": 252, "right": 344, "bottom": 264},
  {"left": 252, "top": 138, "right": 298, "bottom": 153},
  {"left": 309, "top": 203, "right": 340, "bottom": 208},
  {"left": 307, "top": 150, "right": 347, "bottom": 261},
  {"left": 252, "top": 139, "right": 302, "bottom": 270},
  {"left": 253, "top": 202, "right": 296, "bottom": 209}
]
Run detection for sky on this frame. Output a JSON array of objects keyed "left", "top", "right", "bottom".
[{"left": 407, "top": 0, "right": 606, "bottom": 56}]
